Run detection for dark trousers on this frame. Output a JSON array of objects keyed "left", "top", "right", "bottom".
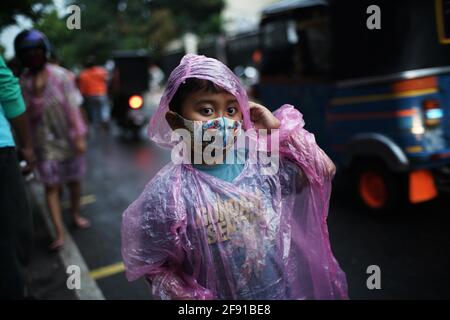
[{"left": 0, "top": 147, "right": 33, "bottom": 299}]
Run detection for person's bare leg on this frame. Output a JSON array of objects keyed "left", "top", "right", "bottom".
[
  {"left": 45, "top": 185, "right": 65, "bottom": 249},
  {"left": 68, "top": 181, "right": 90, "bottom": 229}
]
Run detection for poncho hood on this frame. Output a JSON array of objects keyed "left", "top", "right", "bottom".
[{"left": 148, "top": 54, "right": 253, "bottom": 149}]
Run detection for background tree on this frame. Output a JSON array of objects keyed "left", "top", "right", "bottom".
[
  {"left": 0, "top": 0, "right": 52, "bottom": 32},
  {"left": 149, "top": 0, "right": 225, "bottom": 37},
  {"left": 29, "top": 0, "right": 225, "bottom": 68}
]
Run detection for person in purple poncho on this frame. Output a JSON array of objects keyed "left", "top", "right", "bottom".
[
  {"left": 121, "top": 54, "right": 348, "bottom": 300},
  {"left": 15, "top": 30, "right": 90, "bottom": 251}
]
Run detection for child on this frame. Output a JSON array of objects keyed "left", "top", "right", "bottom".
[
  {"left": 15, "top": 30, "right": 90, "bottom": 250},
  {"left": 121, "top": 54, "right": 348, "bottom": 299}
]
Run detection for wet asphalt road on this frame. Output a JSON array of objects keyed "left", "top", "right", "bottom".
[{"left": 70, "top": 126, "right": 450, "bottom": 300}]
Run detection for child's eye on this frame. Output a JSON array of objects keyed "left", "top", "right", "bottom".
[
  {"left": 200, "top": 107, "right": 214, "bottom": 116},
  {"left": 227, "top": 106, "right": 238, "bottom": 116}
]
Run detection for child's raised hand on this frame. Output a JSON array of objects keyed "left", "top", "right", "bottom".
[{"left": 249, "top": 102, "right": 280, "bottom": 130}]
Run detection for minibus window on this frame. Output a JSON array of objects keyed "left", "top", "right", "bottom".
[
  {"left": 260, "top": 9, "right": 330, "bottom": 79},
  {"left": 436, "top": 0, "right": 450, "bottom": 43},
  {"left": 262, "top": 21, "right": 289, "bottom": 50},
  {"left": 293, "top": 15, "right": 331, "bottom": 77},
  {"left": 260, "top": 21, "right": 294, "bottom": 76}
]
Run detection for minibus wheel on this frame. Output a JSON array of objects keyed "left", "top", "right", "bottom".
[{"left": 354, "top": 161, "right": 406, "bottom": 214}]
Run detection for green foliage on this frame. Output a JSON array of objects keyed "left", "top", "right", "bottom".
[
  {"left": 0, "top": 0, "right": 52, "bottom": 31},
  {"left": 30, "top": 0, "right": 225, "bottom": 68},
  {"left": 149, "top": 0, "right": 225, "bottom": 36}
]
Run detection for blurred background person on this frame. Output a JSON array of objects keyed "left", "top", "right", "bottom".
[
  {"left": 78, "top": 55, "right": 111, "bottom": 131},
  {"left": 0, "top": 54, "right": 35, "bottom": 299},
  {"left": 148, "top": 62, "right": 165, "bottom": 91},
  {"left": 144, "top": 61, "right": 166, "bottom": 119},
  {"left": 14, "top": 29, "right": 90, "bottom": 251}
]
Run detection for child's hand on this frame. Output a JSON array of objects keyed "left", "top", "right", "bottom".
[
  {"left": 249, "top": 102, "right": 281, "bottom": 130},
  {"left": 151, "top": 272, "right": 213, "bottom": 300},
  {"left": 74, "top": 136, "right": 87, "bottom": 154}
]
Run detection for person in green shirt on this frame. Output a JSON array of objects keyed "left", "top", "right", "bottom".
[{"left": 0, "top": 54, "right": 35, "bottom": 299}]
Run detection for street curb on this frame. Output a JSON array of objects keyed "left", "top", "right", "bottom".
[{"left": 29, "top": 182, "right": 105, "bottom": 300}]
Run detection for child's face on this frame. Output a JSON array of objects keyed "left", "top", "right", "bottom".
[{"left": 179, "top": 89, "right": 243, "bottom": 122}]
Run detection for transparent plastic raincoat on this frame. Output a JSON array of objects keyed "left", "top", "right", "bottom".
[{"left": 121, "top": 54, "right": 348, "bottom": 300}]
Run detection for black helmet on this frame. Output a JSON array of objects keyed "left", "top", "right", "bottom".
[{"left": 14, "top": 29, "right": 51, "bottom": 59}]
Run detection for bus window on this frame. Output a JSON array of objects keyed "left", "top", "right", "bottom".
[
  {"left": 260, "top": 11, "right": 330, "bottom": 80},
  {"left": 260, "top": 20, "right": 295, "bottom": 76},
  {"left": 262, "top": 20, "right": 290, "bottom": 50},
  {"left": 435, "top": 0, "right": 450, "bottom": 44},
  {"left": 226, "top": 32, "right": 260, "bottom": 70},
  {"left": 294, "top": 15, "right": 331, "bottom": 77}
]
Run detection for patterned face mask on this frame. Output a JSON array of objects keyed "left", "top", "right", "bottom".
[{"left": 177, "top": 114, "right": 243, "bottom": 149}]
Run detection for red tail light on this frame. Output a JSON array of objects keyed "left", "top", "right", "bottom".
[{"left": 129, "top": 95, "right": 143, "bottom": 109}]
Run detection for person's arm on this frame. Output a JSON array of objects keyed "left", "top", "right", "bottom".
[
  {"left": 10, "top": 113, "right": 35, "bottom": 172},
  {"left": 144, "top": 265, "right": 213, "bottom": 300},
  {"left": 121, "top": 187, "right": 213, "bottom": 300},
  {"left": 249, "top": 102, "right": 335, "bottom": 185},
  {"left": 62, "top": 71, "right": 87, "bottom": 154},
  {"left": 0, "top": 56, "right": 35, "bottom": 171}
]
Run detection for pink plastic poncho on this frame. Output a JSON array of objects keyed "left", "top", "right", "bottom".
[
  {"left": 21, "top": 64, "right": 87, "bottom": 186},
  {"left": 121, "top": 54, "right": 348, "bottom": 300}
]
